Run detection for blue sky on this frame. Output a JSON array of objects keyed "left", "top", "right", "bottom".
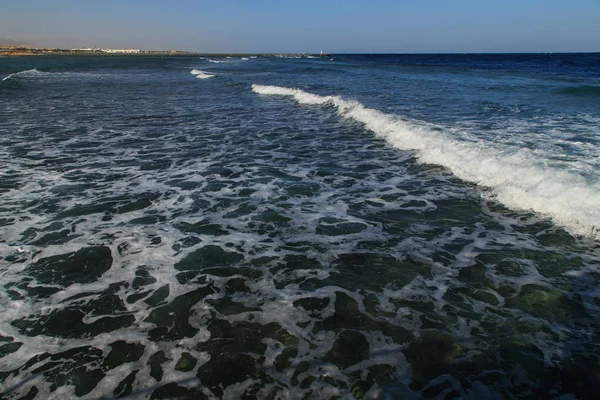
[{"left": 1, "top": 0, "right": 598, "bottom": 53}]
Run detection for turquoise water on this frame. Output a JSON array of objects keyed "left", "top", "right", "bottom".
[{"left": 0, "top": 54, "right": 599, "bottom": 399}]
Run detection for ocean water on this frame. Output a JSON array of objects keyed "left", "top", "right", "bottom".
[{"left": 0, "top": 53, "right": 599, "bottom": 399}]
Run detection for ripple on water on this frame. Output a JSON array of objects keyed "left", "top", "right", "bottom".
[{"left": 1, "top": 58, "right": 600, "bottom": 399}]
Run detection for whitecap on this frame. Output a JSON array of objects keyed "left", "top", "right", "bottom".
[
  {"left": 2, "top": 68, "right": 46, "bottom": 81},
  {"left": 190, "top": 69, "right": 215, "bottom": 79},
  {"left": 252, "top": 84, "right": 600, "bottom": 239}
]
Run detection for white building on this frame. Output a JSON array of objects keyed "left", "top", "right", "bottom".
[{"left": 102, "top": 49, "right": 141, "bottom": 54}]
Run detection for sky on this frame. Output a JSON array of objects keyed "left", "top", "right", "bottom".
[{"left": 0, "top": 0, "right": 598, "bottom": 53}]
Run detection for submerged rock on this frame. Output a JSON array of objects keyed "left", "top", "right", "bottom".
[
  {"left": 175, "top": 352, "right": 197, "bottom": 372},
  {"left": 506, "top": 284, "right": 588, "bottom": 322}
]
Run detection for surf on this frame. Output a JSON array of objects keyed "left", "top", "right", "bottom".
[
  {"left": 190, "top": 69, "right": 215, "bottom": 79},
  {"left": 252, "top": 84, "right": 600, "bottom": 239},
  {"left": 1, "top": 68, "right": 45, "bottom": 82}
]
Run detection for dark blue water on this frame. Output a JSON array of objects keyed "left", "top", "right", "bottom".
[{"left": 1, "top": 54, "right": 599, "bottom": 399}]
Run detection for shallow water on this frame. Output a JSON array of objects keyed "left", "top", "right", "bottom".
[{"left": 1, "top": 54, "right": 599, "bottom": 399}]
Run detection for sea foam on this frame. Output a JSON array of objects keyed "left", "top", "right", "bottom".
[
  {"left": 1, "top": 68, "right": 45, "bottom": 81},
  {"left": 252, "top": 84, "right": 600, "bottom": 239},
  {"left": 190, "top": 69, "right": 215, "bottom": 79}
]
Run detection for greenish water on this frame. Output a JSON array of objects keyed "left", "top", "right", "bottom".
[{"left": 1, "top": 54, "right": 599, "bottom": 399}]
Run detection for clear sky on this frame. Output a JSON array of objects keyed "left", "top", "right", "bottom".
[{"left": 1, "top": 0, "right": 598, "bottom": 53}]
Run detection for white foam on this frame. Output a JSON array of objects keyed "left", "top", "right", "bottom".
[
  {"left": 252, "top": 84, "right": 600, "bottom": 239},
  {"left": 207, "top": 59, "right": 223, "bottom": 64},
  {"left": 2, "top": 69, "right": 141, "bottom": 84},
  {"left": 252, "top": 85, "right": 331, "bottom": 105},
  {"left": 2, "top": 68, "right": 45, "bottom": 81},
  {"left": 190, "top": 69, "right": 215, "bottom": 79}
]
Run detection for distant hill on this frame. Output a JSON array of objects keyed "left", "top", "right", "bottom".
[{"left": 0, "top": 38, "right": 39, "bottom": 48}]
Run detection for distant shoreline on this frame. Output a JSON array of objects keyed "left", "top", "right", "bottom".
[
  {"left": 2, "top": 49, "right": 597, "bottom": 58},
  {"left": 0, "top": 48, "right": 328, "bottom": 58}
]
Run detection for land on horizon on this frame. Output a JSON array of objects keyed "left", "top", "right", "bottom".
[
  {"left": 1, "top": 39, "right": 598, "bottom": 58},
  {"left": 0, "top": 37, "right": 336, "bottom": 58},
  {"left": 0, "top": 38, "right": 193, "bottom": 57}
]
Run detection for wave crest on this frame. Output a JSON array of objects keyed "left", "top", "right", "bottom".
[
  {"left": 190, "top": 69, "right": 215, "bottom": 79},
  {"left": 252, "top": 84, "right": 600, "bottom": 239},
  {"left": 2, "top": 68, "right": 46, "bottom": 82}
]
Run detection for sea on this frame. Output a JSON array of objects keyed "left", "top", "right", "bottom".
[{"left": 0, "top": 53, "right": 599, "bottom": 399}]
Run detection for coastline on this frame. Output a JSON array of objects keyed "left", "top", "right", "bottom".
[{"left": 0, "top": 49, "right": 328, "bottom": 58}]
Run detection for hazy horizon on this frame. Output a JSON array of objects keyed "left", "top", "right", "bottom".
[{"left": 1, "top": 0, "right": 598, "bottom": 54}]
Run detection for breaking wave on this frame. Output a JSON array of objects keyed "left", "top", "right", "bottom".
[
  {"left": 252, "top": 84, "right": 600, "bottom": 239},
  {"left": 190, "top": 69, "right": 215, "bottom": 79},
  {"left": 1, "top": 68, "right": 47, "bottom": 81}
]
